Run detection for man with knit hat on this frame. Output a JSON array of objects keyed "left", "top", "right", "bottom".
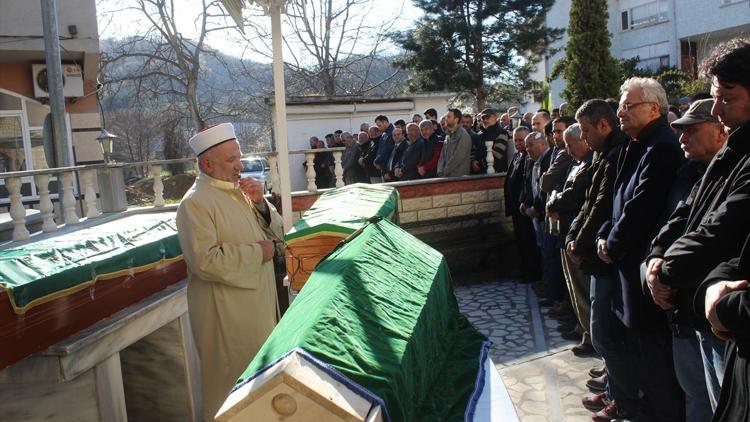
[{"left": 176, "top": 123, "right": 284, "bottom": 420}]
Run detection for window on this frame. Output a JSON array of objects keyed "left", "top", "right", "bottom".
[
  {"left": 621, "top": 0, "right": 668, "bottom": 30},
  {"left": 638, "top": 55, "right": 670, "bottom": 72}
]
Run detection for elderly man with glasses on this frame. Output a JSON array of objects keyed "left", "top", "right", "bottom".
[{"left": 593, "top": 77, "right": 685, "bottom": 421}]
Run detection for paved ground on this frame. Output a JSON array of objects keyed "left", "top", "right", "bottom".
[{"left": 455, "top": 279, "right": 603, "bottom": 422}]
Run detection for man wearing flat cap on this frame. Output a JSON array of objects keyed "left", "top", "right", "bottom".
[
  {"left": 479, "top": 108, "right": 510, "bottom": 172},
  {"left": 645, "top": 98, "right": 729, "bottom": 420},
  {"left": 176, "top": 123, "right": 284, "bottom": 420}
]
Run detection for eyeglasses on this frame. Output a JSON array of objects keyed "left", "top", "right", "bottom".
[{"left": 618, "top": 101, "right": 654, "bottom": 112}]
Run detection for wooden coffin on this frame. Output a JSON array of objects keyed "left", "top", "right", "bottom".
[
  {"left": 220, "top": 219, "right": 490, "bottom": 421},
  {"left": 285, "top": 184, "right": 398, "bottom": 291},
  {"left": 0, "top": 212, "right": 185, "bottom": 370}
]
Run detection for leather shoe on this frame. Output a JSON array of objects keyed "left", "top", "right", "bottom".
[
  {"left": 586, "top": 373, "right": 607, "bottom": 392},
  {"left": 573, "top": 342, "right": 598, "bottom": 357},
  {"left": 582, "top": 392, "right": 609, "bottom": 412},
  {"left": 591, "top": 403, "right": 631, "bottom": 421},
  {"left": 588, "top": 366, "right": 605, "bottom": 378}
]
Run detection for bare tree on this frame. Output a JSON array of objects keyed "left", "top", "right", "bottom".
[
  {"left": 100, "top": 0, "right": 236, "bottom": 130},
  {"left": 240, "top": 0, "right": 405, "bottom": 96}
]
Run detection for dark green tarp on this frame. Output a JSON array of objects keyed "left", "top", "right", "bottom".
[
  {"left": 238, "top": 218, "right": 486, "bottom": 421},
  {"left": 285, "top": 183, "right": 399, "bottom": 243},
  {"left": 0, "top": 212, "right": 181, "bottom": 313}
]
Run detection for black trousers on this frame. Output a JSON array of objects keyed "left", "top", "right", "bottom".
[
  {"left": 511, "top": 212, "right": 541, "bottom": 282},
  {"left": 625, "top": 320, "right": 686, "bottom": 421}
]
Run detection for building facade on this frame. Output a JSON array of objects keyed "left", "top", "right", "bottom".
[
  {"left": 0, "top": 0, "right": 103, "bottom": 199},
  {"left": 540, "top": 0, "right": 750, "bottom": 107}
]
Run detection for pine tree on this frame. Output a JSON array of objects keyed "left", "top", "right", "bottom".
[
  {"left": 393, "top": 0, "right": 562, "bottom": 110},
  {"left": 561, "top": 0, "right": 620, "bottom": 108}
]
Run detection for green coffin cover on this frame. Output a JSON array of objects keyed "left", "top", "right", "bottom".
[
  {"left": 237, "top": 218, "right": 487, "bottom": 421},
  {"left": 0, "top": 212, "right": 182, "bottom": 314},
  {"left": 285, "top": 183, "right": 399, "bottom": 243}
]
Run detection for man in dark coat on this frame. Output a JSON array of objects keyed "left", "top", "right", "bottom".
[
  {"left": 397, "top": 123, "right": 425, "bottom": 181},
  {"left": 651, "top": 37, "right": 750, "bottom": 421},
  {"left": 360, "top": 126, "right": 382, "bottom": 184},
  {"left": 480, "top": 108, "right": 510, "bottom": 173},
  {"left": 383, "top": 127, "right": 407, "bottom": 182},
  {"left": 568, "top": 100, "right": 630, "bottom": 415},
  {"left": 520, "top": 131, "right": 552, "bottom": 280},
  {"left": 645, "top": 99, "right": 729, "bottom": 420},
  {"left": 505, "top": 126, "right": 540, "bottom": 283},
  {"left": 595, "top": 77, "right": 685, "bottom": 421}
]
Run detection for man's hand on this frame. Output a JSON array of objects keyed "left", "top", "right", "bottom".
[
  {"left": 471, "top": 160, "right": 481, "bottom": 171},
  {"left": 548, "top": 211, "right": 560, "bottom": 221},
  {"left": 383, "top": 173, "right": 392, "bottom": 181},
  {"left": 566, "top": 241, "right": 582, "bottom": 265},
  {"left": 645, "top": 258, "right": 676, "bottom": 310},
  {"left": 358, "top": 157, "right": 364, "bottom": 166},
  {"left": 705, "top": 279, "right": 749, "bottom": 340},
  {"left": 519, "top": 203, "right": 526, "bottom": 215},
  {"left": 394, "top": 168, "right": 403, "bottom": 178},
  {"left": 417, "top": 166, "right": 426, "bottom": 176},
  {"left": 257, "top": 240, "right": 274, "bottom": 262},
  {"left": 374, "top": 163, "right": 382, "bottom": 170},
  {"left": 524, "top": 206, "right": 539, "bottom": 219},
  {"left": 597, "top": 239, "right": 613, "bottom": 264},
  {"left": 239, "top": 177, "right": 264, "bottom": 204}
]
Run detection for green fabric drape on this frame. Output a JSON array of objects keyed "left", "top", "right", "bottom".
[
  {"left": 238, "top": 219, "right": 486, "bottom": 421},
  {"left": 285, "top": 183, "right": 399, "bottom": 243},
  {"left": 0, "top": 212, "right": 181, "bottom": 312}
]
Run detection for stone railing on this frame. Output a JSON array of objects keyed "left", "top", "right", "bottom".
[
  {"left": 0, "top": 158, "right": 197, "bottom": 243},
  {"left": 290, "top": 140, "right": 499, "bottom": 194}
]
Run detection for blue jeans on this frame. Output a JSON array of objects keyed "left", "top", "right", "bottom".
[
  {"left": 673, "top": 329, "right": 713, "bottom": 422},
  {"left": 589, "top": 272, "right": 639, "bottom": 408},
  {"left": 696, "top": 330, "right": 726, "bottom": 411}
]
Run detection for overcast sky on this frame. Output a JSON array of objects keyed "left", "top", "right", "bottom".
[{"left": 96, "top": 0, "right": 424, "bottom": 62}]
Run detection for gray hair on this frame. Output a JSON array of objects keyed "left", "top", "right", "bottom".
[
  {"left": 620, "top": 77, "right": 669, "bottom": 115},
  {"left": 418, "top": 120, "right": 433, "bottom": 129},
  {"left": 525, "top": 131, "right": 546, "bottom": 144},
  {"left": 406, "top": 122, "right": 420, "bottom": 132},
  {"left": 513, "top": 126, "right": 530, "bottom": 137},
  {"left": 341, "top": 131, "right": 353, "bottom": 139},
  {"left": 563, "top": 123, "right": 582, "bottom": 141}
]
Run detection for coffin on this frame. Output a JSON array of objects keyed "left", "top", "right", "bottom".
[
  {"left": 0, "top": 212, "right": 185, "bottom": 370},
  {"left": 285, "top": 183, "right": 399, "bottom": 291},
  {"left": 217, "top": 218, "right": 493, "bottom": 421}
]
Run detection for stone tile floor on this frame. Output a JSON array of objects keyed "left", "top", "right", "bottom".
[{"left": 455, "top": 279, "right": 603, "bottom": 422}]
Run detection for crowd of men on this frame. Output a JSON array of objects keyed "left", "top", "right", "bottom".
[
  {"left": 502, "top": 37, "right": 750, "bottom": 421},
  {"left": 303, "top": 106, "right": 529, "bottom": 188}
]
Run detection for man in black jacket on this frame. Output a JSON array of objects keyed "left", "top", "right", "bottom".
[
  {"left": 546, "top": 123, "right": 595, "bottom": 355},
  {"left": 383, "top": 127, "right": 408, "bottom": 182},
  {"left": 359, "top": 126, "right": 382, "bottom": 184},
  {"left": 397, "top": 123, "right": 425, "bottom": 181},
  {"left": 568, "top": 100, "right": 631, "bottom": 415},
  {"left": 648, "top": 37, "right": 750, "bottom": 420},
  {"left": 645, "top": 99, "right": 728, "bottom": 420},
  {"left": 505, "top": 126, "right": 540, "bottom": 283},
  {"left": 480, "top": 108, "right": 510, "bottom": 173},
  {"left": 595, "top": 78, "right": 685, "bottom": 421}
]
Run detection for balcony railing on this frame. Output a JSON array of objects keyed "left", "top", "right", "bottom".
[{"left": 0, "top": 140, "right": 500, "bottom": 244}]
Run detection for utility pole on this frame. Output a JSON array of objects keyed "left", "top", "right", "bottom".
[{"left": 40, "top": 0, "right": 70, "bottom": 168}]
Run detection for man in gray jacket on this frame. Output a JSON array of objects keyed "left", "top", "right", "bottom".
[{"left": 437, "top": 108, "right": 472, "bottom": 177}]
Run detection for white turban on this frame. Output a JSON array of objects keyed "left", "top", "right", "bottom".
[{"left": 188, "top": 123, "right": 237, "bottom": 156}]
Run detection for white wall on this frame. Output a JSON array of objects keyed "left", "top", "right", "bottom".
[{"left": 0, "top": 0, "right": 100, "bottom": 54}]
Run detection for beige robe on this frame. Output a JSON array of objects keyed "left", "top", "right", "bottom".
[{"left": 176, "top": 173, "right": 283, "bottom": 421}]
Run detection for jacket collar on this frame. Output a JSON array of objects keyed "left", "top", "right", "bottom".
[
  {"left": 198, "top": 172, "right": 238, "bottom": 192},
  {"left": 726, "top": 120, "right": 750, "bottom": 154},
  {"left": 603, "top": 128, "right": 627, "bottom": 153},
  {"left": 633, "top": 115, "right": 669, "bottom": 144}
]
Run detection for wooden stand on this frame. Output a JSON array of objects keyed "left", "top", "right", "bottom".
[
  {"left": 215, "top": 349, "right": 383, "bottom": 422},
  {"left": 0, "top": 281, "right": 201, "bottom": 421}
]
